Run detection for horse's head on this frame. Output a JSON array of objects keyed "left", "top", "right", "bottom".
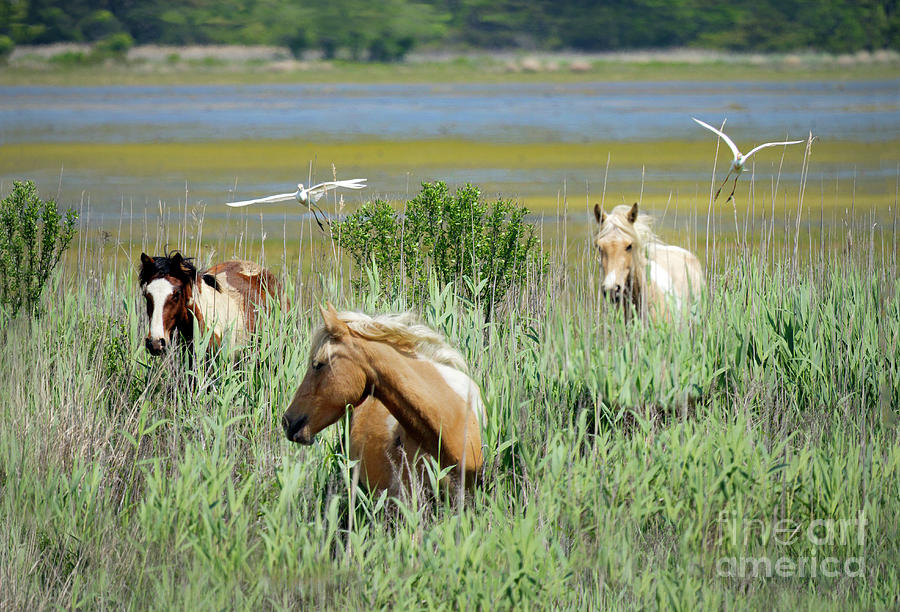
[
  {"left": 282, "top": 304, "right": 372, "bottom": 445},
  {"left": 594, "top": 202, "right": 640, "bottom": 304},
  {"left": 138, "top": 252, "right": 196, "bottom": 355}
]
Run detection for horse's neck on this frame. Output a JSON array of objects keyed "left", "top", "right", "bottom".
[
  {"left": 185, "top": 279, "right": 204, "bottom": 330},
  {"left": 359, "top": 340, "right": 482, "bottom": 475}
]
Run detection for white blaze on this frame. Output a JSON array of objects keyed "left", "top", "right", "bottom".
[
  {"left": 145, "top": 278, "right": 174, "bottom": 340},
  {"left": 602, "top": 271, "right": 619, "bottom": 291}
]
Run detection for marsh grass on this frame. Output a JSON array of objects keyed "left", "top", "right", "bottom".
[{"left": 0, "top": 167, "right": 899, "bottom": 609}]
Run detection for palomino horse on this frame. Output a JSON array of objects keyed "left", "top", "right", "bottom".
[
  {"left": 138, "top": 251, "right": 283, "bottom": 355},
  {"left": 282, "top": 305, "right": 485, "bottom": 494},
  {"left": 593, "top": 202, "right": 703, "bottom": 319}
]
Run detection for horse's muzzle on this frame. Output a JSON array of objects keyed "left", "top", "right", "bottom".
[
  {"left": 603, "top": 286, "right": 624, "bottom": 303},
  {"left": 145, "top": 337, "right": 167, "bottom": 355},
  {"left": 282, "top": 413, "right": 312, "bottom": 445}
]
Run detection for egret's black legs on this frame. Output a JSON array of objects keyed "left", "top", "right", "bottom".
[
  {"left": 726, "top": 175, "right": 740, "bottom": 202},
  {"left": 714, "top": 170, "right": 733, "bottom": 200}
]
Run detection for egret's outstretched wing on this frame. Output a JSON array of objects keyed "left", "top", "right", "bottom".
[
  {"left": 226, "top": 191, "right": 298, "bottom": 207},
  {"left": 306, "top": 179, "right": 368, "bottom": 204},
  {"left": 744, "top": 139, "right": 804, "bottom": 160},
  {"left": 692, "top": 117, "right": 741, "bottom": 159},
  {"left": 333, "top": 178, "right": 368, "bottom": 189}
]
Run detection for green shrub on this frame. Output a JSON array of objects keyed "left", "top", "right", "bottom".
[
  {"left": 49, "top": 51, "right": 92, "bottom": 66},
  {"left": 0, "top": 180, "right": 77, "bottom": 322},
  {"left": 0, "top": 35, "right": 14, "bottom": 62},
  {"left": 333, "top": 181, "right": 545, "bottom": 315},
  {"left": 283, "top": 29, "right": 310, "bottom": 59},
  {"left": 92, "top": 32, "right": 133, "bottom": 61},
  {"left": 368, "top": 33, "right": 414, "bottom": 62}
]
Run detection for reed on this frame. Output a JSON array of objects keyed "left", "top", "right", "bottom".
[{"left": 0, "top": 172, "right": 897, "bottom": 609}]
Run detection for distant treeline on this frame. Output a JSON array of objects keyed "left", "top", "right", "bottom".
[{"left": 1, "top": 0, "right": 897, "bottom": 60}]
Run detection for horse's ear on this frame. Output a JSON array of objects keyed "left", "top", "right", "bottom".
[
  {"left": 140, "top": 252, "right": 153, "bottom": 268},
  {"left": 170, "top": 252, "right": 192, "bottom": 276},
  {"left": 627, "top": 202, "right": 639, "bottom": 224},
  {"left": 593, "top": 204, "right": 606, "bottom": 225},
  {"left": 319, "top": 302, "right": 348, "bottom": 338}
]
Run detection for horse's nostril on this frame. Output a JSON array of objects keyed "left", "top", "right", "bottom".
[{"left": 284, "top": 414, "right": 309, "bottom": 440}]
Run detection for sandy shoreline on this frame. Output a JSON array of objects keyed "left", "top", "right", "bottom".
[{"left": 8, "top": 43, "right": 900, "bottom": 69}]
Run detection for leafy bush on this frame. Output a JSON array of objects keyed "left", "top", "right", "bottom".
[
  {"left": 283, "top": 28, "right": 311, "bottom": 59},
  {"left": 333, "top": 181, "right": 545, "bottom": 315},
  {"left": 92, "top": 32, "right": 133, "bottom": 61},
  {"left": 0, "top": 35, "right": 14, "bottom": 62},
  {"left": 0, "top": 181, "right": 78, "bottom": 322},
  {"left": 49, "top": 51, "right": 91, "bottom": 66},
  {"left": 368, "top": 33, "right": 414, "bottom": 62}
]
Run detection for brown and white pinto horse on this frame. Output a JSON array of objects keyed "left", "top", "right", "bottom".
[
  {"left": 138, "top": 251, "right": 283, "bottom": 356},
  {"left": 594, "top": 202, "right": 703, "bottom": 320},
  {"left": 282, "top": 305, "right": 485, "bottom": 494}
]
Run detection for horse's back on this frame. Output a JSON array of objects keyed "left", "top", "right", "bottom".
[
  {"left": 647, "top": 243, "right": 704, "bottom": 307},
  {"left": 189, "top": 260, "right": 284, "bottom": 349},
  {"left": 207, "top": 260, "right": 285, "bottom": 329}
]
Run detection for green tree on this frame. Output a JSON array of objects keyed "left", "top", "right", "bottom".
[
  {"left": 1, "top": 0, "right": 897, "bottom": 53},
  {"left": 79, "top": 9, "right": 122, "bottom": 41}
]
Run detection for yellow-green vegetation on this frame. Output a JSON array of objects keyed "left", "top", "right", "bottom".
[
  {"left": 2, "top": 57, "right": 900, "bottom": 87},
  {"left": 4, "top": 137, "right": 896, "bottom": 210},
  {"left": 0, "top": 203, "right": 898, "bottom": 608},
  {"left": 7, "top": 138, "right": 895, "bottom": 179}
]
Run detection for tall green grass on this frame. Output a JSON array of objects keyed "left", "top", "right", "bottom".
[{"left": 0, "top": 194, "right": 898, "bottom": 609}]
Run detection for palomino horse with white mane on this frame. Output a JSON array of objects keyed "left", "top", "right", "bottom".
[
  {"left": 593, "top": 203, "right": 703, "bottom": 319},
  {"left": 139, "top": 251, "right": 283, "bottom": 356},
  {"left": 282, "top": 305, "right": 485, "bottom": 494}
]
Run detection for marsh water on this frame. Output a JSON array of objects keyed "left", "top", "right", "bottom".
[
  {"left": 0, "top": 79, "right": 897, "bottom": 253},
  {"left": 2, "top": 80, "right": 898, "bottom": 144}
]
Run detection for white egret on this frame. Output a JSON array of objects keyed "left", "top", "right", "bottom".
[
  {"left": 226, "top": 178, "right": 367, "bottom": 208},
  {"left": 692, "top": 117, "right": 804, "bottom": 201}
]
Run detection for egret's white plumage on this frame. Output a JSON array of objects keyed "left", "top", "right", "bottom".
[
  {"left": 226, "top": 178, "right": 367, "bottom": 208},
  {"left": 692, "top": 117, "right": 804, "bottom": 200}
]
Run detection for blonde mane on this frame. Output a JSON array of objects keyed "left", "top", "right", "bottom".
[
  {"left": 311, "top": 310, "right": 469, "bottom": 373},
  {"left": 596, "top": 203, "right": 658, "bottom": 248}
]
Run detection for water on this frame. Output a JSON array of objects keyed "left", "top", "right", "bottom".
[
  {"left": 0, "top": 80, "right": 895, "bottom": 248},
  {"left": 1, "top": 80, "right": 897, "bottom": 145}
]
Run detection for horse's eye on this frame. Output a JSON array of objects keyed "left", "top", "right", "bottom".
[
  {"left": 312, "top": 361, "right": 324, "bottom": 371},
  {"left": 625, "top": 244, "right": 633, "bottom": 251}
]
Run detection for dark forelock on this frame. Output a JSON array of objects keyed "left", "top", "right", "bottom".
[{"left": 138, "top": 251, "right": 198, "bottom": 286}]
